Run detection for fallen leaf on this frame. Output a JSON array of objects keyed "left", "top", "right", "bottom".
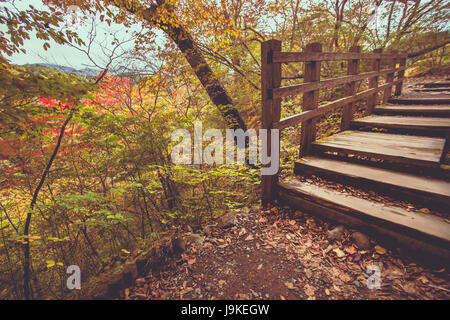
[
  {"left": 238, "top": 228, "right": 247, "bottom": 237},
  {"left": 235, "top": 293, "right": 250, "bottom": 300},
  {"left": 417, "top": 275, "right": 429, "bottom": 284},
  {"left": 280, "top": 295, "right": 285, "bottom": 300},
  {"left": 304, "top": 268, "right": 313, "bottom": 278},
  {"left": 339, "top": 272, "right": 353, "bottom": 283},
  {"left": 46, "top": 260, "right": 55, "bottom": 268},
  {"left": 245, "top": 234, "right": 254, "bottom": 241},
  {"left": 345, "top": 246, "right": 357, "bottom": 255},
  {"left": 333, "top": 248, "right": 346, "bottom": 258},
  {"left": 324, "top": 245, "right": 333, "bottom": 254},
  {"left": 374, "top": 245, "right": 387, "bottom": 255},
  {"left": 180, "top": 287, "right": 193, "bottom": 295},
  {"left": 187, "top": 258, "right": 196, "bottom": 265},
  {"left": 285, "top": 281, "right": 295, "bottom": 290},
  {"left": 420, "top": 208, "right": 431, "bottom": 214},
  {"left": 304, "top": 284, "right": 316, "bottom": 296},
  {"left": 257, "top": 264, "right": 263, "bottom": 270},
  {"left": 325, "top": 288, "right": 330, "bottom": 295}
]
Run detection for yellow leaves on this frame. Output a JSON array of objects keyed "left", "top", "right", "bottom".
[
  {"left": 121, "top": 249, "right": 130, "bottom": 254},
  {"left": 46, "top": 260, "right": 55, "bottom": 268},
  {"left": 46, "top": 260, "right": 63, "bottom": 268},
  {"left": 48, "top": 236, "right": 70, "bottom": 242}
]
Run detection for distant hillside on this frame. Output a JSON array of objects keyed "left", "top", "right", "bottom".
[{"left": 22, "top": 63, "right": 100, "bottom": 77}]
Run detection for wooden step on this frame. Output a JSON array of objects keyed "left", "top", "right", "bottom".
[
  {"left": 374, "top": 105, "right": 450, "bottom": 117},
  {"left": 350, "top": 115, "right": 450, "bottom": 135},
  {"left": 276, "top": 180, "right": 450, "bottom": 266},
  {"left": 415, "top": 88, "right": 450, "bottom": 93},
  {"left": 422, "top": 82, "right": 450, "bottom": 88},
  {"left": 389, "top": 93, "right": 450, "bottom": 105},
  {"left": 311, "top": 131, "right": 446, "bottom": 168},
  {"left": 295, "top": 156, "right": 450, "bottom": 210}
]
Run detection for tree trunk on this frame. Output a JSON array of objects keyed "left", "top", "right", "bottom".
[{"left": 118, "top": 1, "right": 248, "bottom": 130}]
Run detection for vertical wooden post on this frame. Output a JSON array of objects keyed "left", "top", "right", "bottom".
[
  {"left": 341, "top": 46, "right": 361, "bottom": 131},
  {"left": 367, "top": 48, "right": 382, "bottom": 115},
  {"left": 383, "top": 50, "right": 397, "bottom": 103},
  {"left": 299, "top": 43, "right": 322, "bottom": 158},
  {"left": 395, "top": 54, "right": 407, "bottom": 96},
  {"left": 261, "top": 40, "right": 281, "bottom": 206}
]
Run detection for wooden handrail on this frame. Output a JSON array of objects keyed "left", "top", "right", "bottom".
[
  {"left": 260, "top": 39, "right": 408, "bottom": 205},
  {"left": 273, "top": 51, "right": 407, "bottom": 63},
  {"left": 273, "top": 66, "right": 407, "bottom": 99},
  {"left": 273, "top": 80, "right": 402, "bottom": 130}
]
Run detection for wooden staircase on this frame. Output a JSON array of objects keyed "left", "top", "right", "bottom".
[
  {"left": 261, "top": 40, "right": 450, "bottom": 267},
  {"left": 278, "top": 94, "right": 450, "bottom": 265}
]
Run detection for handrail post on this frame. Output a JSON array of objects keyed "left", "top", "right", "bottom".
[
  {"left": 261, "top": 39, "right": 281, "bottom": 206},
  {"left": 395, "top": 54, "right": 407, "bottom": 96},
  {"left": 299, "top": 42, "right": 322, "bottom": 158},
  {"left": 367, "top": 48, "right": 382, "bottom": 115},
  {"left": 341, "top": 46, "right": 361, "bottom": 131},
  {"left": 383, "top": 50, "right": 397, "bottom": 103}
]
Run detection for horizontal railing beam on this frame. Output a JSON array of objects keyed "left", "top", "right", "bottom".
[
  {"left": 273, "top": 51, "right": 407, "bottom": 63},
  {"left": 273, "top": 80, "right": 401, "bottom": 130},
  {"left": 273, "top": 66, "right": 406, "bottom": 99}
]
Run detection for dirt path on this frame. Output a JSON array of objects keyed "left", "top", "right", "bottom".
[{"left": 126, "top": 206, "right": 450, "bottom": 300}]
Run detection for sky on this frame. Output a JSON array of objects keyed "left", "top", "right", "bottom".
[{"left": 3, "top": 0, "right": 144, "bottom": 70}]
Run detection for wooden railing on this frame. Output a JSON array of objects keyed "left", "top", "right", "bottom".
[{"left": 261, "top": 40, "right": 407, "bottom": 205}]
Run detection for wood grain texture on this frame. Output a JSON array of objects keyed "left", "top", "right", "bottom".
[
  {"left": 273, "top": 81, "right": 401, "bottom": 130},
  {"left": 261, "top": 40, "right": 282, "bottom": 205},
  {"left": 294, "top": 156, "right": 450, "bottom": 210},
  {"left": 374, "top": 105, "right": 450, "bottom": 116},
  {"left": 276, "top": 180, "right": 450, "bottom": 266},
  {"left": 299, "top": 43, "right": 322, "bottom": 158},
  {"left": 351, "top": 115, "right": 450, "bottom": 135},
  {"left": 389, "top": 94, "right": 450, "bottom": 105},
  {"left": 311, "top": 131, "right": 445, "bottom": 168},
  {"left": 341, "top": 46, "right": 360, "bottom": 131},
  {"left": 274, "top": 67, "right": 406, "bottom": 99},
  {"left": 273, "top": 51, "right": 405, "bottom": 63},
  {"left": 383, "top": 50, "right": 397, "bottom": 103}
]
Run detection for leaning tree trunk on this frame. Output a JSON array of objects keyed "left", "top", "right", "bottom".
[{"left": 117, "top": 1, "right": 247, "bottom": 131}]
